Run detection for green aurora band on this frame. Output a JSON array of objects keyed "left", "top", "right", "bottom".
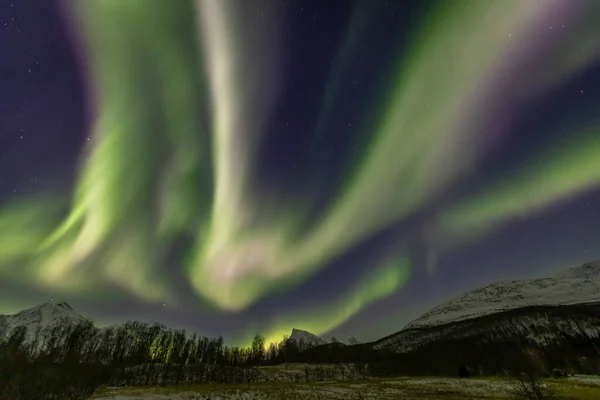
[
  {"left": 1, "top": 0, "right": 599, "bottom": 343},
  {"left": 440, "top": 128, "right": 600, "bottom": 240}
]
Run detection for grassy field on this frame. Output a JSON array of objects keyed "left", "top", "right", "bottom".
[{"left": 90, "top": 374, "right": 600, "bottom": 400}]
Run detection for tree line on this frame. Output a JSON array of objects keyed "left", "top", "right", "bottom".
[{"left": 0, "top": 318, "right": 365, "bottom": 399}]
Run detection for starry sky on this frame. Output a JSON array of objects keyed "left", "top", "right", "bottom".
[{"left": 1, "top": 0, "right": 600, "bottom": 347}]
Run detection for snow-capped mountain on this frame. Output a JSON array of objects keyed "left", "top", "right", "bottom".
[
  {"left": 405, "top": 260, "right": 600, "bottom": 330},
  {"left": 373, "top": 260, "right": 600, "bottom": 353},
  {"left": 0, "top": 301, "right": 86, "bottom": 342},
  {"left": 289, "top": 328, "right": 326, "bottom": 346}
]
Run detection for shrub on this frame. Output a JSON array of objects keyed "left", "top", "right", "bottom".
[{"left": 509, "top": 372, "right": 558, "bottom": 400}]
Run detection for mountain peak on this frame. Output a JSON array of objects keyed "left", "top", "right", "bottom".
[
  {"left": 289, "top": 328, "right": 326, "bottom": 346},
  {"left": 1, "top": 301, "right": 86, "bottom": 341}
]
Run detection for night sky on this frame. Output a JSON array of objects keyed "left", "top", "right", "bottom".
[{"left": 1, "top": 0, "right": 600, "bottom": 346}]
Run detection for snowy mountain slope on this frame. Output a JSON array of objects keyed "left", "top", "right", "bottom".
[
  {"left": 0, "top": 301, "right": 86, "bottom": 341},
  {"left": 404, "top": 261, "right": 600, "bottom": 330},
  {"left": 289, "top": 328, "right": 326, "bottom": 346},
  {"left": 371, "top": 260, "right": 600, "bottom": 354}
]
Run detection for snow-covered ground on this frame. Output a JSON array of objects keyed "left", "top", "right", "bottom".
[{"left": 405, "top": 261, "right": 600, "bottom": 329}]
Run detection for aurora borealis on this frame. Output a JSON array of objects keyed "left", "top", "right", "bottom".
[{"left": 1, "top": 0, "right": 600, "bottom": 346}]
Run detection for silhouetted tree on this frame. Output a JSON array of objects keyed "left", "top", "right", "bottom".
[
  {"left": 251, "top": 332, "right": 265, "bottom": 366},
  {"left": 267, "top": 342, "right": 278, "bottom": 362},
  {"left": 284, "top": 337, "right": 299, "bottom": 363}
]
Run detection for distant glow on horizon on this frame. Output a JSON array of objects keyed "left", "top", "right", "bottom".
[{"left": 0, "top": 0, "right": 599, "bottom": 343}]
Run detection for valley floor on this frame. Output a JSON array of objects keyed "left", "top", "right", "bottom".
[{"left": 91, "top": 375, "right": 600, "bottom": 400}]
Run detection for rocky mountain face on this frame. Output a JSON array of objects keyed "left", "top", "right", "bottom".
[
  {"left": 374, "top": 303, "right": 600, "bottom": 353},
  {"left": 289, "top": 328, "right": 326, "bottom": 346}
]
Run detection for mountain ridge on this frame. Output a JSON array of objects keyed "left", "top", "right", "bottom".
[
  {"left": 372, "top": 259, "right": 600, "bottom": 355},
  {"left": 403, "top": 260, "right": 600, "bottom": 330},
  {"left": 2, "top": 259, "right": 599, "bottom": 359}
]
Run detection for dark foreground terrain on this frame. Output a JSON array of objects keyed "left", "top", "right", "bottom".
[{"left": 90, "top": 367, "right": 600, "bottom": 400}]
